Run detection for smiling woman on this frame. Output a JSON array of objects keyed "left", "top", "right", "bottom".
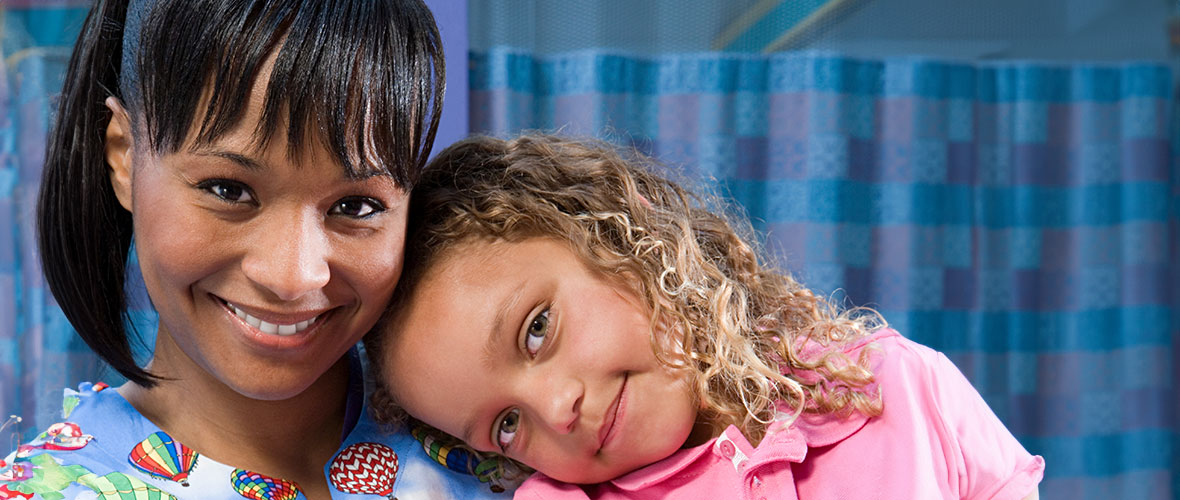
[{"left": 2, "top": 0, "right": 510, "bottom": 499}]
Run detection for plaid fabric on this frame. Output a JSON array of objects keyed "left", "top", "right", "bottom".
[
  {"left": 0, "top": 3, "right": 127, "bottom": 444},
  {"left": 470, "top": 48, "right": 1178, "bottom": 500}
]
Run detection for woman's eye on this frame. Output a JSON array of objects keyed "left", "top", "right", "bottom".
[
  {"left": 496, "top": 408, "right": 521, "bottom": 451},
  {"left": 525, "top": 309, "right": 550, "bottom": 356},
  {"left": 330, "top": 197, "right": 385, "bottom": 219},
  {"left": 200, "top": 180, "right": 254, "bottom": 204}
]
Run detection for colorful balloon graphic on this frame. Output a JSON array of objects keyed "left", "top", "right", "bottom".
[
  {"left": 411, "top": 425, "right": 502, "bottom": 485},
  {"left": 328, "top": 442, "right": 398, "bottom": 497},
  {"left": 230, "top": 469, "right": 300, "bottom": 500},
  {"left": 128, "top": 432, "right": 199, "bottom": 486}
]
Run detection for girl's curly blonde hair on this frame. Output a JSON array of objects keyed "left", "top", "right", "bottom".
[{"left": 368, "top": 133, "right": 883, "bottom": 463}]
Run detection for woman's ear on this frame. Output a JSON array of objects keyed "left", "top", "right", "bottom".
[{"left": 104, "top": 96, "right": 135, "bottom": 212}]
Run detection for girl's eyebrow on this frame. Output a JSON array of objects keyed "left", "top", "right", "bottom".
[{"left": 482, "top": 285, "right": 526, "bottom": 366}]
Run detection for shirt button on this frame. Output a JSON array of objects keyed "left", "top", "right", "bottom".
[{"left": 718, "top": 440, "right": 736, "bottom": 459}]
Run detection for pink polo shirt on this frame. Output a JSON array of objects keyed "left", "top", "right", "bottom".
[{"left": 516, "top": 330, "right": 1045, "bottom": 500}]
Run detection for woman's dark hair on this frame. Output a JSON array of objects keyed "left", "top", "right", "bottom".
[{"left": 37, "top": 0, "right": 445, "bottom": 386}]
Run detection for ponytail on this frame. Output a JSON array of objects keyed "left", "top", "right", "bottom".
[{"left": 37, "top": 0, "right": 157, "bottom": 386}]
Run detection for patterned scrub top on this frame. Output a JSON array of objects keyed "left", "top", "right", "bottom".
[{"left": 0, "top": 358, "right": 513, "bottom": 500}]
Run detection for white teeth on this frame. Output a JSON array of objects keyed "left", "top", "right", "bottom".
[{"left": 228, "top": 304, "right": 317, "bottom": 336}]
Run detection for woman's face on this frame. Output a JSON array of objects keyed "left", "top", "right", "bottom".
[
  {"left": 383, "top": 238, "right": 699, "bottom": 484},
  {"left": 106, "top": 76, "right": 408, "bottom": 401}
]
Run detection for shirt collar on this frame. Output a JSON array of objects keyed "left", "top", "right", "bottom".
[
  {"left": 604, "top": 330, "right": 898, "bottom": 491},
  {"left": 607, "top": 431, "right": 721, "bottom": 490}
]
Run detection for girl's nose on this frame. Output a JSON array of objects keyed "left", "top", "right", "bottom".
[
  {"left": 533, "top": 376, "right": 584, "bottom": 434},
  {"left": 240, "top": 210, "right": 331, "bottom": 301}
]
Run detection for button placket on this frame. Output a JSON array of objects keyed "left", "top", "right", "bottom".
[{"left": 713, "top": 434, "right": 749, "bottom": 472}]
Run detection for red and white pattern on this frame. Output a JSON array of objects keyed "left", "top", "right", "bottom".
[{"left": 329, "top": 442, "right": 399, "bottom": 497}]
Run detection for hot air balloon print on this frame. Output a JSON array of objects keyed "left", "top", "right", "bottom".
[
  {"left": 230, "top": 469, "right": 300, "bottom": 500},
  {"left": 128, "top": 432, "right": 199, "bottom": 486},
  {"left": 411, "top": 425, "right": 504, "bottom": 487},
  {"left": 328, "top": 442, "right": 398, "bottom": 498}
]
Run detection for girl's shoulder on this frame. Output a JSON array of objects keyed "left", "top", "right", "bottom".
[
  {"left": 858, "top": 328, "right": 972, "bottom": 393},
  {"left": 838, "top": 328, "right": 945, "bottom": 378}
]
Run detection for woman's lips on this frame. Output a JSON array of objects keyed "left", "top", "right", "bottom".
[
  {"left": 598, "top": 373, "right": 629, "bottom": 451},
  {"left": 226, "top": 302, "right": 318, "bottom": 336},
  {"left": 217, "top": 296, "right": 330, "bottom": 347}
]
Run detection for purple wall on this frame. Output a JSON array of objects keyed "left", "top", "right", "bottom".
[{"left": 424, "top": 0, "right": 469, "bottom": 153}]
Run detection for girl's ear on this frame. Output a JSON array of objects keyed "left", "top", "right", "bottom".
[{"left": 104, "top": 96, "right": 135, "bottom": 212}]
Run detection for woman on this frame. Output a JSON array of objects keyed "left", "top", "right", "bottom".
[{"left": 3, "top": 1, "right": 507, "bottom": 498}]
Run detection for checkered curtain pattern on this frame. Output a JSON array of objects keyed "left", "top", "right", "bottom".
[{"left": 469, "top": 48, "right": 1179, "bottom": 499}]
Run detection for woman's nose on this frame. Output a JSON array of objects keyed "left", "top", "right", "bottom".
[{"left": 240, "top": 209, "right": 331, "bottom": 301}]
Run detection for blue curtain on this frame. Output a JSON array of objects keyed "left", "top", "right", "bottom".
[
  {"left": 1, "top": 2, "right": 118, "bottom": 445},
  {"left": 470, "top": 48, "right": 1178, "bottom": 499}
]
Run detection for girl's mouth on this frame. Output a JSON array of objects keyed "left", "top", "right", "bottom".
[{"left": 598, "top": 373, "right": 629, "bottom": 452}]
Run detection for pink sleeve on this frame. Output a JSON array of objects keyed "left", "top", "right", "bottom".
[
  {"left": 923, "top": 346, "right": 1045, "bottom": 500},
  {"left": 513, "top": 474, "right": 589, "bottom": 500}
]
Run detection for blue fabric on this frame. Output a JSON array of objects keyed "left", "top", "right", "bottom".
[
  {"left": 0, "top": 376, "right": 511, "bottom": 499},
  {"left": 0, "top": 2, "right": 118, "bottom": 446},
  {"left": 470, "top": 47, "right": 1179, "bottom": 499}
]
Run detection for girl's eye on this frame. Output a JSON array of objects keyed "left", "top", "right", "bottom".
[
  {"left": 330, "top": 197, "right": 385, "bottom": 219},
  {"left": 200, "top": 180, "right": 254, "bottom": 204},
  {"left": 525, "top": 309, "right": 550, "bottom": 356},
  {"left": 496, "top": 408, "right": 521, "bottom": 451}
]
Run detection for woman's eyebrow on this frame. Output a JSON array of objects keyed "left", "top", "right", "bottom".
[{"left": 192, "top": 150, "right": 266, "bottom": 171}]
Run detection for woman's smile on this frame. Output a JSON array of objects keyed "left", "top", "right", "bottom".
[{"left": 219, "top": 297, "right": 325, "bottom": 336}]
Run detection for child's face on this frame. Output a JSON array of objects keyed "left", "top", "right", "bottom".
[{"left": 384, "top": 238, "right": 700, "bottom": 484}]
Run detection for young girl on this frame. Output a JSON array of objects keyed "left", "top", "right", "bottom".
[
  {"left": 2, "top": 0, "right": 506, "bottom": 498},
  {"left": 369, "top": 134, "right": 1045, "bottom": 499}
]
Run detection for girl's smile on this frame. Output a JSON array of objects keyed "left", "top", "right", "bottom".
[
  {"left": 383, "top": 238, "right": 700, "bottom": 484},
  {"left": 597, "top": 373, "right": 627, "bottom": 451}
]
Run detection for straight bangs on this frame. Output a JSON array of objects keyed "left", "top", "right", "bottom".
[{"left": 134, "top": 0, "right": 444, "bottom": 187}]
